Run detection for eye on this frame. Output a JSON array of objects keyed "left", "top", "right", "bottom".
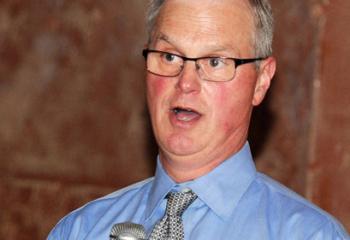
[
  {"left": 208, "top": 58, "right": 225, "bottom": 68},
  {"left": 161, "top": 53, "right": 177, "bottom": 62}
]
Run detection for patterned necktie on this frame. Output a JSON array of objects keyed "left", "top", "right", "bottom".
[{"left": 149, "top": 190, "right": 197, "bottom": 240}]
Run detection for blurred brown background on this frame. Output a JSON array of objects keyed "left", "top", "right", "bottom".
[{"left": 0, "top": 0, "right": 349, "bottom": 239}]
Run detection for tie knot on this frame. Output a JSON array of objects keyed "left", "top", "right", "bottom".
[{"left": 166, "top": 190, "right": 197, "bottom": 217}]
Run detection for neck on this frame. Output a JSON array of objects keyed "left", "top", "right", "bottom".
[{"left": 159, "top": 139, "right": 246, "bottom": 183}]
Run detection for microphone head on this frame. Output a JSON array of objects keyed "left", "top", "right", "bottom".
[{"left": 110, "top": 222, "right": 147, "bottom": 240}]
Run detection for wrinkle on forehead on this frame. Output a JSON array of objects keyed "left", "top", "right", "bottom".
[
  {"left": 152, "top": 32, "right": 242, "bottom": 57},
  {"left": 151, "top": 0, "right": 256, "bottom": 57}
]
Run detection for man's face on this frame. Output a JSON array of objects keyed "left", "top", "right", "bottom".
[{"left": 146, "top": 0, "right": 275, "bottom": 179}]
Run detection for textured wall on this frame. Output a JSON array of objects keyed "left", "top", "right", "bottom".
[
  {"left": 252, "top": 0, "right": 320, "bottom": 194},
  {"left": 256, "top": 0, "right": 350, "bottom": 230},
  {"left": 306, "top": 0, "right": 350, "bottom": 229},
  {"left": 0, "top": 0, "right": 349, "bottom": 239},
  {"left": 0, "top": 1, "right": 153, "bottom": 238}
]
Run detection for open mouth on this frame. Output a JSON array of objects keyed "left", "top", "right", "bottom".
[{"left": 172, "top": 107, "right": 202, "bottom": 122}]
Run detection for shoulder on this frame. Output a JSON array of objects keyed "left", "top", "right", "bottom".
[
  {"left": 251, "top": 173, "right": 349, "bottom": 239},
  {"left": 47, "top": 177, "right": 154, "bottom": 240}
]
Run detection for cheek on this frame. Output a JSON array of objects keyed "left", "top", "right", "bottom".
[
  {"left": 210, "top": 82, "right": 252, "bottom": 130},
  {"left": 147, "top": 75, "right": 167, "bottom": 106},
  {"left": 218, "top": 89, "right": 237, "bottom": 129},
  {"left": 207, "top": 86, "right": 233, "bottom": 127}
]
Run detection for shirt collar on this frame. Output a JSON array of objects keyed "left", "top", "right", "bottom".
[
  {"left": 145, "top": 142, "right": 257, "bottom": 220},
  {"left": 145, "top": 157, "right": 176, "bottom": 220}
]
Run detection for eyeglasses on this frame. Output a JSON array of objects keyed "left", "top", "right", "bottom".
[{"left": 142, "top": 49, "right": 266, "bottom": 82}]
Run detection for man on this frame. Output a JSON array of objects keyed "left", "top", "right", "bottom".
[{"left": 48, "top": 0, "right": 349, "bottom": 239}]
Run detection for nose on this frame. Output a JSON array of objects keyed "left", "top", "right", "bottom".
[{"left": 176, "top": 61, "right": 201, "bottom": 94}]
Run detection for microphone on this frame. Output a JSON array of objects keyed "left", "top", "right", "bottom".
[{"left": 109, "top": 222, "right": 147, "bottom": 240}]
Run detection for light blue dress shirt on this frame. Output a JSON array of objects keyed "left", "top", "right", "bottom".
[{"left": 48, "top": 143, "right": 349, "bottom": 239}]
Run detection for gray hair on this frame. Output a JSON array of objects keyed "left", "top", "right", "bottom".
[{"left": 146, "top": 0, "right": 274, "bottom": 57}]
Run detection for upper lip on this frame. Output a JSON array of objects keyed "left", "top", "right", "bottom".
[{"left": 170, "top": 105, "right": 202, "bottom": 115}]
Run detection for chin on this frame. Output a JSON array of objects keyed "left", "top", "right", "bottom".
[{"left": 163, "top": 134, "right": 204, "bottom": 157}]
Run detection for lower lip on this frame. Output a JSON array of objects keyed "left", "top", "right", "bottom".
[{"left": 169, "top": 110, "right": 202, "bottom": 128}]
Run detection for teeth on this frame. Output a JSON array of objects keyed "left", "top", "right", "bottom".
[
  {"left": 172, "top": 107, "right": 200, "bottom": 122},
  {"left": 173, "top": 107, "right": 193, "bottom": 114}
]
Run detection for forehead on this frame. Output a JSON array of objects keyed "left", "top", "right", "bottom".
[{"left": 151, "top": 0, "right": 255, "bottom": 56}]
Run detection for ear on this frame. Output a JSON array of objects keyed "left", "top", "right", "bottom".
[{"left": 252, "top": 56, "right": 276, "bottom": 106}]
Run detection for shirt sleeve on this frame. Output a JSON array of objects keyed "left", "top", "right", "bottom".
[
  {"left": 47, "top": 223, "right": 64, "bottom": 240},
  {"left": 47, "top": 227, "right": 61, "bottom": 240},
  {"left": 306, "top": 221, "right": 350, "bottom": 240},
  {"left": 46, "top": 214, "right": 77, "bottom": 240}
]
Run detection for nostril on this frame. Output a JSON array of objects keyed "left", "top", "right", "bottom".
[{"left": 175, "top": 62, "right": 202, "bottom": 93}]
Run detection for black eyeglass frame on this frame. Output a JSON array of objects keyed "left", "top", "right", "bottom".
[{"left": 142, "top": 48, "right": 267, "bottom": 81}]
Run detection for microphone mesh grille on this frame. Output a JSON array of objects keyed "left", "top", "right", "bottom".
[{"left": 110, "top": 222, "right": 146, "bottom": 240}]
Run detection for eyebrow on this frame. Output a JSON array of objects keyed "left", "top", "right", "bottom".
[
  {"left": 152, "top": 32, "right": 172, "bottom": 45},
  {"left": 151, "top": 32, "right": 242, "bottom": 57}
]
